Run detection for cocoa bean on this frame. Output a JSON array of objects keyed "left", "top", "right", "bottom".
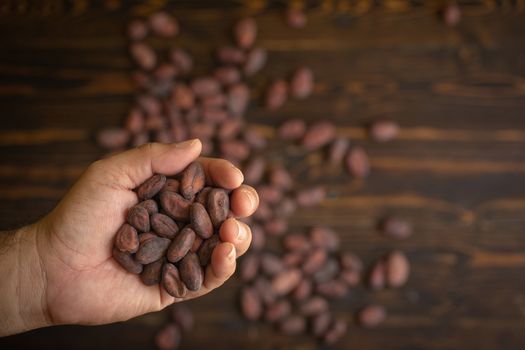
[
  {"left": 280, "top": 315, "right": 306, "bottom": 335},
  {"left": 283, "top": 252, "right": 304, "bottom": 267},
  {"left": 214, "top": 66, "right": 241, "bottom": 86},
  {"left": 190, "top": 202, "right": 213, "bottom": 239},
  {"left": 264, "top": 299, "right": 291, "bottom": 323},
  {"left": 207, "top": 188, "right": 230, "bottom": 228},
  {"left": 290, "top": 67, "right": 314, "bottom": 99},
  {"left": 303, "top": 249, "right": 327, "bottom": 275},
  {"left": 283, "top": 233, "right": 311, "bottom": 252},
  {"left": 296, "top": 186, "right": 326, "bottom": 207},
  {"left": 310, "top": 226, "right": 339, "bottom": 252},
  {"left": 442, "top": 2, "right": 461, "bottom": 26},
  {"left": 135, "top": 236, "right": 171, "bottom": 264},
  {"left": 299, "top": 296, "right": 328, "bottom": 316},
  {"left": 171, "top": 83, "right": 195, "bottom": 110},
  {"left": 162, "top": 263, "right": 188, "bottom": 298},
  {"left": 190, "top": 235, "right": 203, "bottom": 253},
  {"left": 254, "top": 277, "right": 276, "bottom": 305},
  {"left": 167, "top": 227, "right": 196, "bottom": 263},
  {"left": 149, "top": 11, "right": 178, "bottom": 38},
  {"left": 130, "top": 42, "right": 156, "bottom": 70},
  {"left": 258, "top": 185, "right": 282, "bottom": 204},
  {"left": 385, "top": 250, "right": 410, "bottom": 288},
  {"left": 201, "top": 93, "right": 226, "bottom": 108},
  {"left": 340, "top": 252, "right": 363, "bottom": 271},
  {"left": 234, "top": 18, "right": 257, "bottom": 49},
  {"left": 357, "top": 304, "right": 386, "bottom": 328},
  {"left": 271, "top": 269, "right": 302, "bottom": 296},
  {"left": 137, "top": 199, "right": 158, "bottom": 214},
  {"left": 313, "top": 258, "right": 340, "bottom": 283},
  {"left": 127, "top": 19, "right": 148, "bottom": 41},
  {"left": 264, "top": 218, "right": 288, "bottom": 236},
  {"left": 170, "top": 48, "right": 193, "bottom": 75},
  {"left": 97, "top": 128, "right": 130, "bottom": 150},
  {"left": 140, "top": 258, "right": 164, "bottom": 286},
  {"left": 154, "top": 64, "right": 177, "bottom": 81},
  {"left": 202, "top": 107, "right": 228, "bottom": 123},
  {"left": 265, "top": 79, "right": 288, "bottom": 110},
  {"left": 126, "top": 205, "right": 150, "bottom": 232},
  {"left": 328, "top": 138, "right": 350, "bottom": 165},
  {"left": 138, "top": 232, "right": 156, "bottom": 244},
  {"left": 340, "top": 269, "right": 360, "bottom": 287},
  {"left": 180, "top": 162, "right": 205, "bottom": 200},
  {"left": 323, "top": 318, "right": 347, "bottom": 344},
  {"left": 179, "top": 252, "right": 204, "bottom": 291},
  {"left": 379, "top": 216, "right": 412, "bottom": 239},
  {"left": 302, "top": 121, "right": 336, "bottom": 150},
  {"left": 137, "top": 174, "right": 166, "bottom": 200},
  {"left": 125, "top": 108, "right": 144, "bottom": 134},
  {"left": 285, "top": 8, "right": 307, "bottom": 28},
  {"left": 240, "top": 253, "right": 260, "bottom": 282},
  {"left": 269, "top": 166, "right": 293, "bottom": 190},
  {"left": 216, "top": 46, "right": 246, "bottom": 65},
  {"left": 112, "top": 247, "right": 143, "bottom": 274},
  {"left": 240, "top": 286, "right": 262, "bottom": 321},
  {"left": 218, "top": 119, "right": 243, "bottom": 141},
  {"left": 316, "top": 280, "right": 348, "bottom": 298},
  {"left": 243, "top": 157, "right": 266, "bottom": 185},
  {"left": 191, "top": 77, "right": 220, "bottom": 97},
  {"left": 368, "top": 259, "right": 386, "bottom": 290},
  {"left": 243, "top": 47, "right": 267, "bottom": 76},
  {"left": 260, "top": 253, "right": 285, "bottom": 276},
  {"left": 345, "top": 146, "right": 370, "bottom": 178},
  {"left": 137, "top": 95, "right": 161, "bottom": 115},
  {"left": 160, "top": 191, "right": 191, "bottom": 220},
  {"left": 151, "top": 213, "right": 179, "bottom": 239},
  {"left": 155, "top": 323, "right": 181, "bottom": 350},
  {"left": 250, "top": 224, "right": 266, "bottom": 251},
  {"left": 197, "top": 234, "right": 220, "bottom": 266},
  {"left": 292, "top": 278, "right": 312, "bottom": 301},
  {"left": 311, "top": 312, "right": 332, "bottom": 337},
  {"left": 242, "top": 127, "right": 267, "bottom": 150},
  {"left": 278, "top": 118, "right": 306, "bottom": 141},
  {"left": 275, "top": 197, "right": 297, "bottom": 219},
  {"left": 171, "top": 304, "right": 194, "bottom": 332},
  {"left": 370, "top": 120, "right": 399, "bottom": 142},
  {"left": 161, "top": 179, "right": 180, "bottom": 194},
  {"left": 195, "top": 187, "right": 212, "bottom": 206},
  {"left": 115, "top": 223, "right": 139, "bottom": 254}
]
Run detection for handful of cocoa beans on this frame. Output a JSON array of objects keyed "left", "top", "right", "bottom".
[{"left": 112, "top": 161, "right": 236, "bottom": 297}]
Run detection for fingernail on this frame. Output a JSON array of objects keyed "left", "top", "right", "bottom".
[
  {"left": 226, "top": 244, "right": 236, "bottom": 260},
  {"left": 177, "top": 139, "right": 199, "bottom": 149},
  {"left": 241, "top": 188, "right": 255, "bottom": 210},
  {"left": 231, "top": 164, "right": 244, "bottom": 182},
  {"left": 235, "top": 220, "right": 246, "bottom": 242}
]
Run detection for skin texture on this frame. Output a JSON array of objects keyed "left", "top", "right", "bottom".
[{"left": 0, "top": 140, "right": 259, "bottom": 336}]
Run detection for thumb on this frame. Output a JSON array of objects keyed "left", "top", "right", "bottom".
[{"left": 93, "top": 140, "right": 202, "bottom": 189}]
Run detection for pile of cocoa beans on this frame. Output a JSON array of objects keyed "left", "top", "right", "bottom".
[
  {"left": 113, "top": 161, "right": 234, "bottom": 297},
  {"left": 98, "top": 8, "right": 414, "bottom": 349}
]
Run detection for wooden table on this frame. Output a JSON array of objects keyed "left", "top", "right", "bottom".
[{"left": 1, "top": 1, "right": 525, "bottom": 349}]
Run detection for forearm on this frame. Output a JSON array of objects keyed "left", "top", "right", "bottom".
[{"left": 0, "top": 224, "right": 50, "bottom": 336}]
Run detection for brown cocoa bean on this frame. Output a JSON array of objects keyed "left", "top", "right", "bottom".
[
  {"left": 303, "top": 249, "right": 327, "bottom": 275},
  {"left": 155, "top": 323, "right": 181, "bottom": 350},
  {"left": 257, "top": 185, "right": 282, "bottom": 204},
  {"left": 243, "top": 47, "right": 267, "bottom": 76},
  {"left": 227, "top": 83, "right": 250, "bottom": 116},
  {"left": 137, "top": 199, "right": 158, "bottom": 214},
  {"left": 340, "top": 252, "right": 363, "bottom": 271},
  {"left": 115, "top": 223, "right": 139, "bottom": 254},
  {"left": 240, "top": 286, "right": 262, "bottom": 321},
  {"left": 136, "top": 174, "right": 166, "bottom": 200},
  {"left": 179, "top": 252, "right": 203, "bottom": 291},
  {"left": 293, "top": 278, "right": 312, "bottom": 301},
  {"left": 285, "top": 8, "right": 307, "bottom": 28},
  {"left": 161, "top": 179, "right": 180, "bottom": 194},
  {"left": 201, "top": 107, "right": 228, "bottom": 123},
  {"left": 323, "top": 318, "right": 347, "bottom": 344},
  {"left": 316, "top": 280, "right": 348, "bottom": 298},
  {"left": 313, "top": 258, "right": 340, "bottom": 283},
  {"left": 310, "top": 226, "right": 339, "bottom": 252},
  {"left": 140, "top": 258, "right": 164, "bottom": 286},
  {"left": 138, "top": 232, "right": 156, "bottom": 244},
  {"left": 271, "top": 268, "right": 302, "bottom": 296},
  {"left": 370, "top": 120, "right": 399, "bottom": 142},
  {"left": 269, "top": 166, "right": 293, "bottom": 190},
  {"left": 149, "top": 11, "right": 179, "bottom": 37},
  {"left": 220, "top": 140, "right": 250, "bottom": 162},
  {"left": 195, "top": 187, "right": 212, "bottom": 206},
  {"left": 135, "top": 236, "right": 171, "bottom": 264},
  {"left": 180, "top": 162, "right": 205, "bottom": 200},
  {"left": 243, "top": 157, "right": 266, "bottom": 185},
  {"left": 328, "top": 138, "right": 350, "bottom": 165},
  {"left": 153, "top": 64, "right": 177, "bottom": 81},
  {"left": 207, "top": 188, "right": 230, "bottom": 228},
  {"left": 311, "top": 312, "right": 332, "bottom": 337},
  {"left": 253, "top": 201, "right": 272, "bottom": 221},
  {"left": 137, "top": 95, "right": 161, "bottom": 115},
  {"left": 151, "top": 213, "right": 179, "bottom": 239},
  {"left": 160, "top": 191, "right": 191, "bottom": 220},
  {"left": 265, "top": 79, "right": 288, "bottom": 110},
  {"left": 130, "top": 43, "right": 156, "bottom": 70},
  {"left": 191, "top": 77, "right": 220, "bottom": 97},
  {"left": 283, "top": 233, "right": 310, "bottom": 252},
  {"left": 357, "top": 304, "right": 386, "bottom": 328},
  {"left": 283, "top": 252, "right": 304, "bottom": 267},
  {"left": 97, "top": 128, "right": 130, "bottom": 150},
  {"left": 299, "top": 296, "right": 329, "bottom": 316},
  {"left": 275, "top": 197, "right": 297, "bottom": 218},
  {"left": 167, "top": 227, "right": 196, "bottom": 263},
  {"left": 368, "top": 259, "right": 386, "bottom": 290},
  {"left": 385, "top": 250, "right": 410, "bottom": 288},
  {"left": 145, "top": 114, "right": 166, "bottom": 131},
  {"left": 340, "top": 269, "right": 360, "bottom": 286},
  {"left": 112, "top": 247, "right": 143, "bottom": 274},
  {"left": 234, "top": 18, "right": 257, "bottom": 49},
  {"left": 296, "top": 186, "right": 326, "bottom": 207},
  {"left": 280, "top": 315, "right": 306, "bottom": 335},
  {"left": 171, "top": 83, "right": 195, "bottom": 110},
  {"left": 171, "top": 304, "right": 194, "bottom": 332},
  {"left": 302, "top": 121, "right": 336, "bottom": 150},
  {"left": 216, "top": 46, "right": 246, "bottom": 65},
  {"left": 126, "top": 205, "right": 150, "bottom": 232},
  {"left": 278, "top": 118, "right": 306, "bottom": 141},
  {"left": 125, "top": 108, "right": 144, "bottom": 134},
  {"left": 201, "top": 93, "right": 226, "bottom": 108},
  {"left": 214, "top": 66, "right": 241, "bottom": 86},
  {"left": 250, "top": 224, "right": 266, "bottom": 251},
  {"left": 380, "top": 216, "right": 412, "bottom": 239},
  {"left": 197, "top": 234, "right": 220, "bottom": 266},
  {"left": 190, "top": 202, "right": 213, "bottom": 239},
  {"left": 242, "top": 127, "right": 267, "bottom": 150},
  {"left": 290, "top": 67, "right": 314, "bottom": 99},
  {"left": 264, "top": 299, "right": 291, "bottom": 323},
  {"left": 442, "top": 2, "right": 461, "bottom": 26},
  {"left": 170, "top": 48, "right": 193, "bottom": 75},
  {"left": 254, "top": 277, "right": 276, "bottom": 305},
  {"left": 127, "top": 19, "right": 148, "bottom": 41},
  {"left": 162, "top": 263, "right": 188, "bottom": 298},
  {"left": 218, "top": 119, "right": 243, "bottom": 141},
  {"left": 345, "top": 146, "right": 370, "bottom": 178},
  {"left": 260, "top": 253, "right": 285, "bottom": 276},
  {"left": 240, "top": 253, "right": 260, "bottom": 282},
  {"left": 264, "top": 218, "right": 288, "bottom": 236},
  {"left": 190, "top": 235, "right": 203, "bottom": 253}
]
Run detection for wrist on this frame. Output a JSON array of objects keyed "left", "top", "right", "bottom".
[{"left": 0, "top": 223, "right": 51, "bottom": 336}]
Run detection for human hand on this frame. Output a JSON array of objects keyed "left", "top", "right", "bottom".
[{"left": 0, "top": 140, "right": 258, "bottom": 335}]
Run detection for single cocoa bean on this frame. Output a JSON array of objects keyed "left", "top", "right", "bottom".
[
  {"left": 201, "top": 107, "right": 228, "bottom": 123},
  {"left": 243, "top": 47, "right": 267, "bottom": 76},
  {"left": 161, "top": 179, "right": 180, "bottom": 194},
  {"left": 280, "top": 315, "right": 306, "bottom": 335},
  {"left": 195, "top": 187, "right": 212, "bottom": 206},
  {"left": 285, "top": 8, "right": 307, "bottom": 28},
  {"left": 323, "top": 318, "right": 347, "bottom": 344},
  {"left": 357, "top": 304, "right": 386, "bottom": 328},
  {"left": 250, "top": 224, "right": 266, "bottom": 251},
  {"left": 180, "top": 162, "right": 205, "bottom": 200},
  {"left": 243, "top": 157, "right": 266, "bottom": 185},
  {"left": 153, "top": 63, "right": 177, "bottom": 81},
  {"left": 149, "top": 11, "right": 178, "bottom": 37},
  {"left": 126, "top": 205, "right": 150, "bottom": 232},
  {"left": 254, "top": 277, "right": 276, "bottom": 305},
  {"left": 135, "top": 236, "right": 171, "bottom": 264},
  {"left": 258, "top": 185, "right": 282, "bottom": 204},
  {"left": 302, "top": 121, "right": 336, "bottom": 150},
  {"left": 162, "top": 263, "right": 188, "bottom": 298},
  {"left": 380, "top": 216, "right": 412, "bottom": 239},
  {"left": 136, "top": 174, "right": 166, "bottom": 200},
  {"left": 442, "top": 2, "right": 461, "bottom": 26},
  {"left": 170, "top": 48, "right": 193, "bottom": 75},
  {"left": 303, "top": 249, "right": 327, "bottom": 275},
  {"left": 271, "top": 269, "right": 302, "bottom": 296},
  {"left": 130, "top": 42, "right": 156, "bottom": 70},
  {"left": 311, "top": 312, "right": 332, "bottom": 337},
  {"left": 171, "top": 83, "right": 195, "bottom": 110},
  {"left": 290, "top": 67, "right": 314, "bottom": 99},
  {"left": 132, "top": 132, "right": 149, "bottom": 147},
  {"left": 264, "top": 299, "right": 291, "bottom": 323},
  {"left": 201, "top": 93, "right": 226, "bottom": 108},
  {"left": 240, "top": 253, "right": 260, "bottom": 282},
  {"left": 234, "top": 18, "right": 257, "bottom": 49},
  {"left": 340, "top": 252, "right": 363, "bottom": 271},
  {"left": 112, "top": 247, "right": 143, "bottom": 274},
  {"left": 137, "top": 199, "right": 158, "bottom": 214},
  {"left": 328, "top": 138, "right": 350, "bottom": 165},
  {"left": 340, "top": 269, "right": 360, "bottom": 286},
  {"left": 190, "top": 235, "right": 203, "bottom": 253},
  {"left": 97, "top": 128, "right": 130, "bottom": 150},
  {"left": 138, "top": 232, "right": 156, "bottom": 244},
  {"left": 155, "top": 323, "right": 181, "bottom": 350},
  {"left": 242, "top": 127, "right": 267, "bottom": 150},
  {"left": 269, "top": 166, "right": 293, "bottom": 190},
  {"left": 125, "top": 108, "right": 144, "bottom": 134},
  {"left": 313, "top": 258, "right": 340, "bottom": 283},
  {"left": 227, "top": 83, "right": 250, "bottom": 116},
  {"left": 240, "top": 286, "right": 262, "bottom": 321},
  {"left": 171, "top": 304, "right": 194, "bottom": 332},
  {"left": 191, "top": 77, "right": 220, "bottom": 97},
  {"left": 197, "top": 234, "right": 220, "bottom": 266},
  {"left": 345, "top": 146, "right": 370, "bottom": 178},
  {"left": 316, "top": 280, "right": 348, "bottom": 298},
  {"left": 137, "top": 95, "right": 161, "bottom": 115},
  {"left": 265, "top": 79, "right": 288, "bottom": 110},
  {"left": 385, "top": 250, "right": 410, "bottom": 288},
  {"left": 207, "top": 188, "right": 230, "bottom": 228},
  {"left": 179, "top": 252, "right": 203, "bottom": 291},
  {"left": 278, "top": 118, "right": 306, "bottom": 141},
  {"left": 296, "top": 186, "right": 326, "bottom": 207},
  {"left": 264, "top": 218, "right": 288, "bottom": 236},
  {"left": 160, "top": 191, "right": 191, "bottom": 220},
  {"left": 190, "top": 202, "right": 213, "bottom": 239},
  {"left": 220, "top": 139, "right": 250, "bottom": 162},
  {"left": 141, "top": 258, "right": 164, "bottom": 286},
  {"left": 214, "top": 66, "right": 241, "bottom": 86},
  {"left": 299, "top": 296, "right": 329, "bottom": 316},
  {"left": 310, "top": 226, "right": 339, "bottom": 252},
  {"left": 167, "top": 227, "right": 196, "bottom": 263},
  {"left": 293, "top": 278, "right": 312, "bottom": 301},
  {"left": 115, "top": 223, "right": 139, "bottom": 254},
  {"left": 151, "top": 213, "right": 179, "bottom": 239},
  {"left": 260, "top": 253, "right": 285, "bottom": 276},
  {"left": 275, "top": 197, "right": 297, "bottom": 218},
  {"left": 368, "top": 258, "right": 386, "bottom": 290},
  {"left": 370, "top": 120, "right": 399, "bottom": 142},
  {"left": 216, "top": 46, "right": 246, "bottom": 65},
  {"left": 283, "top": 233, "right": 311, "bottom": 252},
  {"left": 218, "top": 119, "right": 243, "bottom": 141},
  {"left": 127, "top": 19, "right": 148, "bottom": 41}
]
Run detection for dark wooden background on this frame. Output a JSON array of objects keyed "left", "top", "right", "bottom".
[{"left": 1, "top": 0, "right": 525, "bottom": 349}]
